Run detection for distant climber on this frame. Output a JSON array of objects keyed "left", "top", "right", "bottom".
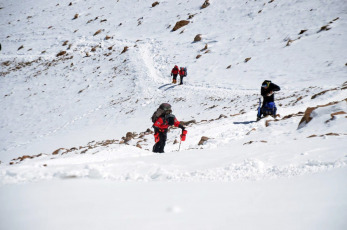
[
  {"left": 151, "top": 103, "right": 187, "bottom": 153},
  {"left": 171, "top": 65, "right": 179, "bottom": 84},
  {"left": 257, "top": 80, "right": 281, "bottom": 120},
  {"left": 178, "top": 67, "right": 187, "bottom": 85}
]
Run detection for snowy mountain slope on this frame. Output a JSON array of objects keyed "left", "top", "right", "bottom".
[
  {"left": 0, "top": 0, "right": 347, "bottom": 228},
  {"left": 1, "top": 0, "right": 346, "bottom": 163}
]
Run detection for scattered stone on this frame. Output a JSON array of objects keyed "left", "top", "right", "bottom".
[
  {"left": 17, "top": 45, "right": 24, "bottom": 51},
  {"left": 172, "top": 20, "right": 189, "bottom": 31},
  {"left": 218, "top": 114, "right": 227, "bottom": 119},
  {"left": 200, "top": 44, "right": 208, "bottom": 51},
  {"left": 194, "top": 34, "right": 202, "bottom": 42},
  {"left": 196, "top": 54, "right": 202, "bottom": 59},
  {"left": 180, "top": 120, "right": 196, "bottom": 126},
  {"left": 73, "top": 14, "right": 79, "bottom": 20},
  {"left": 121, "top": 46, "right": 128, "bottom": 54},
  {"left": 93, "top": 29, "right": 102, "bottom": 36},
  {"left": 226, "top": 65, "right": 231, "bottom": 69},
  {"left": 152, "top": 1, "right": 159, "bottom": 7},
  {"left": 198, "top": 136, "right": 210, "bottom": 145},
  {"left": 318, "top": 25, "right": 331, "bottom": 32},
  {"left": 298, "top": 29, "right": 307, "bottom": 35},
  {"left": 56, "top": 51, "right": 67, "bottom": 57},
  {"left": 201, "top": 0, "right": 210, "bottom": 9},
  {"left": 52, "top": 148, "right": 66, "bottom": 155},
  {"left": 246, "top": 128, "right": 256, "bottom": 135},
  {"left": 244, "top": 57, "right": 251, "bottom": 63}
]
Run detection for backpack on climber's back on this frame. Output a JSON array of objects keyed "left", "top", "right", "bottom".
[
  {"left": 151, "top": 103, "right": 172, "bottom": 123},
  {"left": 180, "top": 67, "right": 187, "bottom": 77}
]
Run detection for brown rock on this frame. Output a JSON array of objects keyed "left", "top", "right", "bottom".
[
  {"left": 201, "top": 0, "right": 210, "bottom": 9},
  {"left": 52, "top": 148, "right": 65, "bottom": 155},
  {"left": 194, "top": 34, "right": 202, "bottom": 42},
  {"left": 93, "top": 29, "right": 102, "bottom": 36},
  {"left": 121, "top": 46, "right": 128, "bottom": 54},
  {"left": 56, "top": 51, "right": 67, "bottom": 57},
  {"left": 196, "top": 54, "right": 202, "bottom": 59},
  {"left": 172, "top": 20, "right": 189, "bottom": 31},
  {"left": 198, "top": 136, "right": 209, "bottom": 145},
  {"left": 152, "top": 1, "right": 159, "bottom": 7},
  {"left": 244, "top": 57, "right": 251, "bottom": 63}
]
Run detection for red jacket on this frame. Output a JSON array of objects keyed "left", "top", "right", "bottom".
[
  {"left": 153, "top": 116, "right": 180, "bottom": 130},
  {"left": 171, "top": 66, "right": 179, "bottom": 75},
  {"left": 179, "top": 68, "right": 186, "bottom": 76}
]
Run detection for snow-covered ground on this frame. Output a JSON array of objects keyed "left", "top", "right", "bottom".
[{"left": 0, "top": 0, "right": 346, "bottom": 229}]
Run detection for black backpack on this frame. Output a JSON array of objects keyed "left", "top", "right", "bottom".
[{"left": 151, "top": 103, "right": 172, "bottom": 123}]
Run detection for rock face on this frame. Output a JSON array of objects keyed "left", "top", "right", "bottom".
[
  {"left": 172, "top": 20, "right": 190, "bottom": 31},
  {"left": 298, "top": 99, "right": 346, "bottom": 129}
]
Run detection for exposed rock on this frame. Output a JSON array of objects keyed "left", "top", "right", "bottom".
[
  {"left": 136, "top": 143, "right": 142, "bottom": 149},
  {"left": 180, "top": 120, "right": 196, "bottom": 126},
  {"left": 200, "top": 44, "right": 208, "bottom": 51},
  {"left": 244, "top": 57, "right": 251, "bottom": 63},
  {"left": 246, "top": 128, "right": 256, "bottom": 135},
  {"left": 73, "top": 14, "right": 79, "bottom": 20},
  {"left": 218, "top": 114, "right": 227, "bottom": 119},
  {"left": 196, "top": 54, "right": 202, "bottom": 59},
  {"left": 56, "top": 51, "right": 67, "bottom": 57},
  {"left": 194, "top": 34, "right": 202, "bottom": 42},
  {"left": 298, "top": 99, "right": 346, "bottom": 128},
  {"left": 298, "top": 29, "right": 307, "bottom": 35},
  {"left": 152, "top": 1, "right": 159, "bottom": 7},
  {"left": 121, "top": 46, "right": 129, "bottom": 54},
  {"left": 198, "top": 136, "right": 209, "bottom": 145},
  {"left": 201, "top": 0, "right": 210, "bottom": 9},
  {"left": 93, "top": 29, "right": 102, "bottom": 36},
  {"left": 172, "top": 20, "right": 189, "bottom": 31},
  {"left": 52, "top": 148, "right": 66, "bottom": 155},
  {"left": 125, "top": 132, "right": 136, "bottom": 142}
]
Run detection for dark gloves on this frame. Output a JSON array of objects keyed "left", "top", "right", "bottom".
[{"left": 167, "top": 114, "right": 175, "bottom": 126}]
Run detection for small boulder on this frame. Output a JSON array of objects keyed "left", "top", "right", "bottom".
[
  {"left": 152, "top": 1, "right": 159, "bottom": 7},
  {"left": 198, "top": 136, "right": 209, "bottom": 145},
  {"left": 201, "top": 0, "right": 210, "bottom": 9},
  {"left": 172, "top": 20, "right": 190, "bottom": 31},
  {"left": 194, "top": 34, "right": 202, "bottom": 42}
]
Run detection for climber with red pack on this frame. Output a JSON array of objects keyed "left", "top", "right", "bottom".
[
  {"left": 178, "top": 67, "right": 187, "bottom": 85},
  {"left": 171, "top": 65, "right": 179, "bottom": 84},
  {"left": 151, "top": 103, "right": 187, "bottom": 153}
]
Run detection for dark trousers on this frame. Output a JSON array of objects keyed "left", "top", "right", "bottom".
[
  {"left": 153, "top": 131, "right": 167, "bottom": 153},
  {"left": 179, "top": 76, "right": 184, "bottom": 85},
  {"left": 172, "top": 74, "right": 177, "bottom": 81}
]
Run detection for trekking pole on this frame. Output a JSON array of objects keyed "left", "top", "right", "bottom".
[{"left": 178, "top": 130, "right": 182, "bottom": 152}]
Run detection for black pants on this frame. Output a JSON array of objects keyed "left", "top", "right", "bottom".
[
  {"left": 179, "top": 76, "right": 184, "bottom": 85},
  {"left": 172, "top": 74, "right": 177, "bottom": 82},
  {"left": 153, "top": 131, "right": 167, "bottom": 153}
]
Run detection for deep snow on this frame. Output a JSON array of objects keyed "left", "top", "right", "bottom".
[{"left": 0, "top": 0, "right": 346, "bottom": 229}]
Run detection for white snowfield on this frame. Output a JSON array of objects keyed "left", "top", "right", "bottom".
[{"left": 0, "top": 0, "right": 346, "bottom": 229}]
